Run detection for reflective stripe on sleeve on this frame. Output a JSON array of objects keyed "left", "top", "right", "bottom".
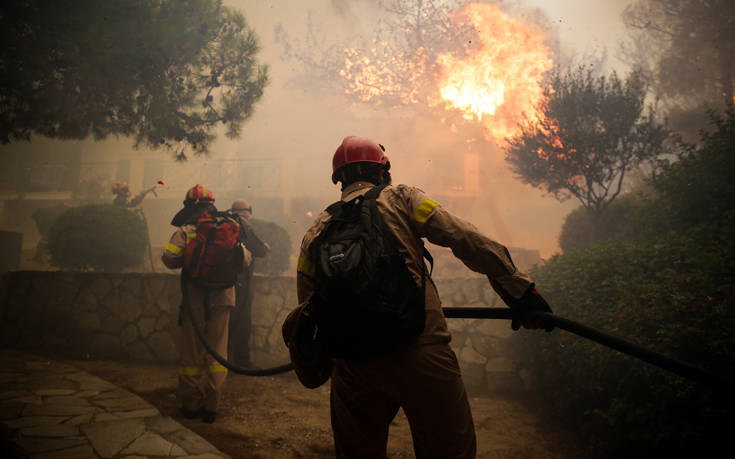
[
  {"left": 186, "top": 232, "right": 196, "bottom": 242},
  {"left": 297, "top": 256, "right": 315, "bottom": 277},
  {"left": 412, "top": 198, "right": 441, "bottom": 226},
  {"left": 165, "top": 243, "right": 183, "bottom": 256},
  {"left": 207, "top": 364, "right": 227, "bottom": 373},
  {"left": 178, "top": 366, "right": 201, "bottom": 376}
]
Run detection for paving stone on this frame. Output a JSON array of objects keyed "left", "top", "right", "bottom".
[
  {"left": 94, "top": 395, "right": 151, "bottom": 411},
  {"left": 45, "top": 395, "right": 90, "bottom": 406},
  {"left": 0, "top": 402, "right": 26, "bottom": 420},
  {"left": 120, "top": 431, "right": 174, "bottom": 456},
  {"left": 82, "top": 419, "right": 146, "bottom": 458},
  {"left": 92, "top": 412, "right": 125, "bottom": 422},
  {"left": 170, "top": 444, "right": 187, "bottom": 455},
  {"left": 146, "top": 415, "right": 183, "bottom": 435},
  {"left": 94, "top": 388, "right": 131, "bottom": 400},
  {"left": 0, "top": 390, "right": 30, "bottom": 400},
  {"left": 62, "top": 413, "right": 94, "bottom": 425},
  {"left": 65, "top": 372, "right": 115, "bottom": 389},
  {"left": 166, "top": 429, "right": 219, "bottom": 455},
  {"left": 30, "top": 444, "right": 98, "bottom": 459},
  {"left": 6, "top": 395, "right": 43, "bottom": 405},
  {"left": 16, "top": 436, "right": 87, "bottom": 454},
  {"left": 5, "top": 416, "right": 70, "bottom": 429},
  {"left": 114, "top": 408, "right": 160, "bottom": 419},
  {"left": 24, "top": 403, "right": 99, "bottom": 417},
  {"left": 35, "top": 389, "right": 76, "bottom": 397},
  {"left": 179, "top": 453, "right": 228, "bottom": 459},
  {"left": 21, "top": 423, "right": 80, "bottom": 437}
]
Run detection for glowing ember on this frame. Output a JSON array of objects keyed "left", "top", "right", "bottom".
[{"left": 437, "top": 3, "right": 553, "bottom": 141}]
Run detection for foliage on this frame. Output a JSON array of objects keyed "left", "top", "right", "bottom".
[
  {"left": 511, "top": 108, "right": 735, "bottom": 455},
  {"left": 248, "top": 218, "right": 291, "bottom": 276},
  {"left": 505, "top": 66, "right": 669, "bottom": 213},
  {"left": 650, "top": 107, "right": 735, "bottom": 230},
  {"left": 557, "top": 193, "right": 651, "bottom": 253},
  {"left": 622, "top": 0, "right": 735, "bottom": 137},
  {"left": 0, "top": 0, "right": 268, "bottom": 156},
  {"left": 47, "top": 204, "right": 148, "bottom": 271}
]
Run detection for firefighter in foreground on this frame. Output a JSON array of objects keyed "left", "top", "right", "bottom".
[
  {"left": 291, "top": 136, "right": 552, "bottom": 458},
  {"left": 162, "top": 185, "right": 252, "bottom": 423}
]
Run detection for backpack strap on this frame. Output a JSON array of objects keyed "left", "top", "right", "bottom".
[
  {"left": 423, "top": 247, "right": 434, "bottom": 277},
  {"left": 325, "top": 200, "right": 344, "bottom": 217}
]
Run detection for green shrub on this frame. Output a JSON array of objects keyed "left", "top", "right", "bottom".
[
  {"left": 248, "top": 218, "right": 291, "bottom": 276},
  {"left": 558, "top": 194, "right": 651, "bottom": 253},
  {"left": 47, "top": 204, "right": 148, "bottom": 271},
  {"left": 511, "top": 108, "right": 735, "bottom": 456},
  {"left": 513, "top": 227, "right": 734, "bottom": 455}
]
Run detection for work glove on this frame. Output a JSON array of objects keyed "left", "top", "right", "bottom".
[{"left": 511, "top": 287, "right": 554, "bottom": 332}]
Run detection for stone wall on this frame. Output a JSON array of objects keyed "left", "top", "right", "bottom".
[{"left": 1, "top": 271, "right": 524, "bottom": 393}]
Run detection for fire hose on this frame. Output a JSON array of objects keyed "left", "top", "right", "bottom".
[
  {"left": 182, "top": 296, "right": 294, "bottom": 376},
  {"left": 185, "top": 300, "right": 731, "bottom": 387}
]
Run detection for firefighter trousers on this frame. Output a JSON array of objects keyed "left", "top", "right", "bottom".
[
  {"left": 178, "top": 301, "right": 231, "bottom": 413},
  {"left": 330, "top": 342, "right": 476, "bottom": 458}
]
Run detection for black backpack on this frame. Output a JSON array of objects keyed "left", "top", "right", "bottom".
[{"left": 311, "top": 185, "right": 429, "bottom": 360}]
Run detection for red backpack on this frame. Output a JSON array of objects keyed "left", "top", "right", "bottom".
[{"left": 183, "top": 211, "right": 244, "bottom": 288}]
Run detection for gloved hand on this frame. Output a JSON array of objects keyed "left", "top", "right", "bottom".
[{"left": 511, "top": 287, "right": 554, "bottom": 332}]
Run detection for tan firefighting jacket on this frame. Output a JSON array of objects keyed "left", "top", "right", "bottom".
[
  {"left": 162, "top": 224, "right": 252, "bottom": 306},
  {"left": 296, "top": 181, "right": 534, "bottom": 345}
]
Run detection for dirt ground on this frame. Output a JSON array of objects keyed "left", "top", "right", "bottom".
[{"left": 58, "top": 357, "right": 592, "bottom": 459}]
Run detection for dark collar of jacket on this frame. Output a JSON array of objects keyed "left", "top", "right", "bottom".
[
  {"left": 341, "top": 181, "right": 376, "bottom": 201},
  {"left": 170, "top": 203, "right": 216, "bottom": 227}
]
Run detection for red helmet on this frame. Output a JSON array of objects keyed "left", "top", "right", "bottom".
[
  {"left": 332, "top": 136, "right": 390, "bottom": 184},
  {"left": 184, "top": 184, "right": 214, "bottom": 204}
]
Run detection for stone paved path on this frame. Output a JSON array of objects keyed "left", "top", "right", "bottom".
[{"left": 0, "top": 349, "right": 229, "bottom": 458}]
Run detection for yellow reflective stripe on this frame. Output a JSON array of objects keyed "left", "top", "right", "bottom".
[
  {"left": 179, "top": 366, "right": 201, "bottom": 376},
  {"left": 412, "top": 199, "right": 440, "bottom": 226},
  {"left": 207, "top": 364, "right": 227, "bottom": 373},
  {"left": 297, "top": 256, "right": 315, "bottom": 277},
  {"left": 201, "top": 185, "right": 208, "bottom": 199},
  {"left": 165, "top": 243, "right": 183, "bottom": 256},
  {"left": 186, "top": 232, "right": 196, "bottom": 242}
]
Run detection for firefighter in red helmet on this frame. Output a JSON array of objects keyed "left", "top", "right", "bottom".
[
  {"left": 162, "top": 184, "right": 252, "bottom": 423},
  {"left": 288, "top": 136, "right": 552, "bottom": 458}
]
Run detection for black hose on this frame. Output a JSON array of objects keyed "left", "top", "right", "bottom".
[
  {"left": 182, "top": 296, "right": 294, "bottom": 376},
  {"left": 443, "top": 307, "right": 732, "bottom": 387}
]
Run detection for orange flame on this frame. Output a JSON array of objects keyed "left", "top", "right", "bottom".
[{"left": 436, "top": 3, "right": 553, "bottom": 141}]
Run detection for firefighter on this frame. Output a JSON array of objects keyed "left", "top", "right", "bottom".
[
  {"left": 296, "top": 136, "right": 552, "bottom": 458},
  {"left": 111, "top": 181, "right": 149, "bottom": 208},
  {"left": 162, "top": 184, "right": 252, "bottom": 423},
  {"left": 228, "top": 199, "right": 270, "bottom": 366}
]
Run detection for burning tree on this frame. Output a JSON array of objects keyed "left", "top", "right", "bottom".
[
  {"left": 504, "top": 67, "right": 669, "bottom": 215},
  {"left": 279, "top": 1, "right": 555, "bottom": 144}
]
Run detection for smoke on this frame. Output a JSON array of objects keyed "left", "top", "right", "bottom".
[{"left": 1, "top": 0, "right": 631, "bottom": 265}]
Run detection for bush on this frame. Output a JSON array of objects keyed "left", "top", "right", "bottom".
[
  {"left": 512, "top": 228, "right": 735, "bottom": 455},
  {"left": 558, "top": 194, "right": 651, "bottom": 253},
  {"left": 511, "top": 108, "right": 735, "bottom": 456},
  {"left": 47, "top": 204, "right": 148, "bottom": 271},
  {"left": 248, "top": 218, "right": 292, "bottom": 276}
]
